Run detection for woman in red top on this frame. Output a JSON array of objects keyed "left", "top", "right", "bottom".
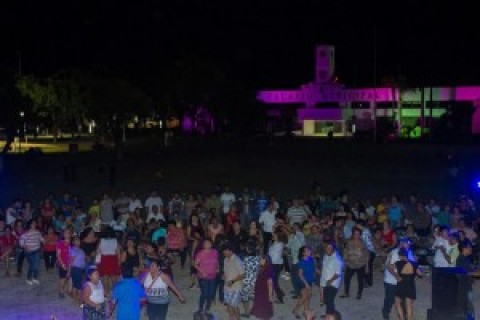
[
  {"left": 225, "top": 206, "right": 240, "bottom": 235},
  {"left": 43, "top": 226, "right": 58, "bottom": 272},
  {"left": 166, "top": 221, "right": 187, "bottom": 269},
  {"left": 41, "top": 198, "right": 56, "bottom": 232},
  {"left": 56, "top": 228, "right": 72, "bottom": 298},
  {"left": 381, "top": 220, "right": 397, "bottom": 251},
  {"left": 0, "top": 226, "right": 17, "bottom": 276}
]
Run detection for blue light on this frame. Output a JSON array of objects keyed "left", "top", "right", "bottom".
[{"left": 477, "top": 181, "right": 480, "bottom": 189}]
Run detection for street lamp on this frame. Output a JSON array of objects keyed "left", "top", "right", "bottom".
[{"left": 19, "top": 111, "right": 27, "bottom": 145}]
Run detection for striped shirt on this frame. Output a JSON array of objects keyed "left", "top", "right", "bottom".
[
  {"left": 287, "top": 206, "right": 308, "bottom": 225},
  {"left": 20, "top": 230, "right": 44, "bottom": 252}
]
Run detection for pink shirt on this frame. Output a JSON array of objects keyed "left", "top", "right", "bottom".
[
  {"left": 167, "top": 228, "right": 185, "bottom": 250},
  {"left": 195, "top": 249, "right": 219, "bottom": 280}
]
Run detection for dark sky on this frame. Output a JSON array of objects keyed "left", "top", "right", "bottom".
[{"left": 0, "top": 0, "right": 478, "bottom": 89}]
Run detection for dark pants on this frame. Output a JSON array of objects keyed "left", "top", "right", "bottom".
[
  {"left": 263, "top": 231, "right": 272, "bottom": 255},
  {"left": 43, "top": 251, "right": 56, "bottom": 270},
  {"left": 198, "top": 278, "right": 216, "bottom": 312},
  {"left": 16, "top": 248, "right": 24, "bottom": 273},
  {"left": 291, "top": 264, "right": 301, "bottom": 295},
  {"left": 25, "top": 250, "right": 40, "bottom": 280},
  {"left": 215, "top": 273, "right": 225, "bottom": 303},
  {"left": 365, "top": 251, "right": 375, "bottom": 287},
  {"left": 324, "top": 286, "right": 338, "bottom": 315},
  {"left": 382, "top": 282, "right": 396, "bottom": 319},
  {"left": 283, "top": 254, "right": 290, "bottom": 272},
  {"left": 146, "top": 302, "right": 169, "bottom": 320},
  {"left": 168, "top": 248, "right": 187, "bottom": 268},
  {"left": 272, "top": 264, "right": 284, "bottom": 302},
  {"left": 344, "top": 266, "right": 365, "bottom": 296}
]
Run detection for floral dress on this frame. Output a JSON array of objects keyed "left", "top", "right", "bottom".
[{"left": 241, "top": 255, "right": 261, "bottom": 301}]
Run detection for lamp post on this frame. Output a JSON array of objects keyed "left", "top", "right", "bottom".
[{"left": 20, "top": 111, "right": 26, "bottom": 151}]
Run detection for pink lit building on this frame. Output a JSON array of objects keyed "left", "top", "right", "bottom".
[{"left": 257, "top": 45, "right": 480, "bottom": 137}]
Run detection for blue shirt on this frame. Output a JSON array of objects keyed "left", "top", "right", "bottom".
[
  {"left": 112, "top": 278, "right": 146, "bottom": 320},
  {"left": 152, "top": 228, "right": 167, "bottom": 243},
  {"left": 255, "top": 197, "right": 268, "bottom": 215},
  {"left": 388, "top": 205, "right": 402, "bottom": 222},
  {"left": 299, "top": 256, "right": 316, "bottom": 284}
]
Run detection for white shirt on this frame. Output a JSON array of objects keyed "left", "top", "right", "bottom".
[
  {"left": 145, "top": 196, "right": 164, "bottom": 214},
  {"left": 259, "top": 210, "right": 276, "bottom": 233},
  {"left": 99, "top": 238, "right": 118, "bottom": 255},
  {"left": 110, "top": 220, "right": 126, "bottom": 232},
  {"left": 432, "top": 236, "right": 450, "bottom": 268},
  {"left": 147, "top": 212, "right": 166, "bottom": 223},
  {"left": 320, "top": 252, "right": 343, "bottom": 289},
  {"left": 384, "top": 248, "right": 416, "bottom": 285},
  {"left": 129, "top": 199, "right": 143, "bottom": 213},
  {"left": 287, "top": 206, "right": 308, "bottom": 225},
  {"left": 88, "top": 281, "right": 105, "bottom": 304},
  {"left": 220, "top": 192, "right": 236, "bottom": 214},
  {"left": 268, "top": 242, "right": 284, "bottom": 264}
]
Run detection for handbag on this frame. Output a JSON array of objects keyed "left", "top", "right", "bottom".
[{"left": 141, "top": 274, "right": 160, "bottom": 306}]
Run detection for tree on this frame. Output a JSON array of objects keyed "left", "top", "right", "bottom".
[{"left": 17, "top": 70, "right": 153, "bottom": 142}]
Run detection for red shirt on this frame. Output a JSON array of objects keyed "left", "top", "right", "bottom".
[
  {"left": 43, "top": 233, "right": 58, "bottom": 252},
  {"left": 56, "top": 240, "right": 71, "bottom": 267},
  {"left": 382, "top": 229, "right": 396, "bottom": 247},
  {"left": 167, "top": 228, "right": 186, "bottom": 250},
  {"left": 226, "top": 211, "right": 239, "bottom": 234},
  {"left": 0, "top": 234, "right": 16, "bottom": 255}
]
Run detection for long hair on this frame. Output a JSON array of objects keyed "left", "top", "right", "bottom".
[{"left": 260, "top": 254, "right": 272, "bottom": 271}]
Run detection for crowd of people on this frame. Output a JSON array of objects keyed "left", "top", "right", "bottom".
[{"left": 0, "top": 187, "right": 479, "bottom": 320}]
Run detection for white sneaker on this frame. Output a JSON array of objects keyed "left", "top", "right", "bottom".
[
  {"left": 32, "top": 279, "right": 40, "bottom": 285},
  {"left": 26, "top": 280, "right": 34, "bottom": 285}
]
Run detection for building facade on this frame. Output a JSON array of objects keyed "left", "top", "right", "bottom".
[{"left": 257, "top": 45, "right": 480, "bottom": 137}]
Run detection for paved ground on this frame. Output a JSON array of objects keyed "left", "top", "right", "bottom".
[{"left": 1, "top": 259, "right": 479, "bottom": 320}]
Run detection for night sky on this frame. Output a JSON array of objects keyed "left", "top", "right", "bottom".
[{"left": 0, "top": 1, "right": 478, "bottom": 90}]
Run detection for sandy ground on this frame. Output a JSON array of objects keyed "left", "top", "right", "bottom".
[{"left": 0, "top": 257, "right": 479, "bottom": 320}]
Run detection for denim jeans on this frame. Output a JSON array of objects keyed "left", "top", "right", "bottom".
[
  {"left": 16, "top": 247, "right": 24, "bottom": 273},
  {"left": 198, "top": 278, "right": 216, "bottom": 312},
  {"left": 467, "top": 290, "right": 475, "bottom": 319},
  {"left": 290, "top": 264, "right": 301, "bottom": 296},
  {"left": 25, "top": 250, "right": 40, "bottom": 280},
  {"left": 382, "top": 282, "right": 396, "bottom": 319}
]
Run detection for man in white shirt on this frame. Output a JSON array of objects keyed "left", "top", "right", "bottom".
[
  {"left": 287, "top": 199, "right": 308, "bottom": 225},
  {"left": 144, "top": 190, "right": 164, "bottom": 215},
  {"left": 220, "top": 186, "right": 236, "bottom": 215},
  {"left": 146, "top": 205, "right": 165, "bottom": 223},
  {"left": 432, "top": 226, "right": 450, "bottom": 268},
  {"left": 259, "top": 202, "right": 277, "bottom": 254},
  {"left": 382, "top": 237, "right": 415, "bottom": 320},
  {"left": 128, "top": 193, "right": 143, "bottom": 213},
  {"left": 320, "top": 241, "right": 343, "bottom": 319},
  {"left": 114, "top": 191, "right": 130, "bottom": 218}
]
